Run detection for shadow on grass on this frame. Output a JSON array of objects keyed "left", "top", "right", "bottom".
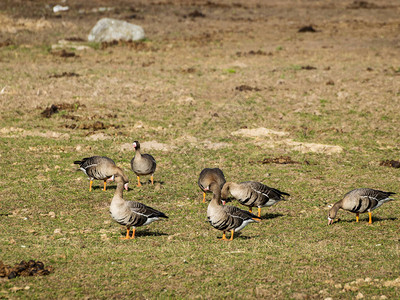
[
  {"left": 261, "top": 212, "right": 284, "bottom": 220},
  {"left": 121, "top": 229, "right": 168, "bottom": 238},
  {"left": 335, "top": 216, "right": 397, "bottom": 224}
]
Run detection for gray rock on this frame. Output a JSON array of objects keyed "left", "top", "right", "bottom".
[{"left": 88, "top": 18, "right": 145, "bottom": 43}]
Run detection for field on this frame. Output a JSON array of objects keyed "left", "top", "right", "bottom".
[{"left": 1, "top": 0, "right": 400, "bottom": 298}]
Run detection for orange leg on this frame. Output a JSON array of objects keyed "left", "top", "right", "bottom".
[
  {"left": 258, "top": 207, "right": 262, "bottom": 218},
  {"left": 103, "top": 180, "right": 107, "bottom": 191},
  {"left": 202, "top": 192, "right": 206, "bottom": 203},
  {"left": 89, "top": 180, "right": 93, "bottom": 192},
  {"left": 120, "top": 228, "right": 130, "bottom": 240},
  {"left": 221, "top": 231, "right": 229, "bottom": 240},
  {"left": 130, "top": 228, "right": 136, "bottom": 239},
  {"left": 249, "top": 207, "right": 252, "bottom": 213},
  {"left": 368, "top": 212, "right": 372, "bottom": 224},
  {"left": 356, "top": 213, "right": 359, "bottom": 222},
  {"left": 229, "top": 229, "right": 234, "bottom": 241},
  {"left": 137, "top": 176, "right": 142, "bottom": 187},
  {"left": 150, "top": 175, "right": 154, "bottom": 185}
]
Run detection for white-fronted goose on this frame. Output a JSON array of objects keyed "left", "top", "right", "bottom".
[
  {"left": 198, "top": 168, "right": 226, "bottom": 203},
  {"left": 328, "top": 188, "right": 395, "bottom": 225},
  {"left": 206, "top": 182, "right": 259, "bottom": 241},
  {"left": 221, "top": 181, "right": 290, "bottom": 218},
  {"left": 110, "top": 174, "right": 168, "bottom": 239},
  {"left": 130, "top": 141, "right": 157, "bottom": 187},
  {"left": 74, "top": 156, "right": 128, "bottom": 191}
]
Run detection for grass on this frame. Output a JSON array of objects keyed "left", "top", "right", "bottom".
[{"left": 1, "top": 1, "right": 400, "bottom": 298}]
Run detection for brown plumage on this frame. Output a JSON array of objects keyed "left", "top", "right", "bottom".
[
  {"left": 206, "top": 182, "right": 259, "bottom": 241},
  {"left": 74, "top": 156, "right": 128, "bottom": 191},
  {"left": 198, "top": 168, "right": 226, "bottom": 203},
  {"left": 130, "top": 141, "right": 157, "bottom": 187},
  {"left": 110, "top": 174, "right": 168, "bottom": 239},
  {"left": 328, "top": 188, "right": 395, "bottom": 225},
  {"left": 221, "top": 181, "right": 289, "bottom": 218}
]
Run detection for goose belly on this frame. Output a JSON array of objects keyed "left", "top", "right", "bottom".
[
  {"left": 231, "top": 188, "right": 258, "bottom": 207},
  {"left": 342, "top": 198, "right": 374, "bottom": 213}
]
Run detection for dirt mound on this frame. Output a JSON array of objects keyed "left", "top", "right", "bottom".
[
  {"left": 0, "top": 260, "right": 52, "bottom": 279},
  {"left": 41, "top": 102, "right": 84, "bottom": 118},
  {"left": 380, "top": 160, "right": 400, "bottom": 168},
  {"left": 258, "top": 156, "right": 299, "bottom": 164}
]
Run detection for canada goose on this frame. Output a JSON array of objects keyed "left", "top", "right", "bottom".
[
  {"left": 198, "top": 168, "right": 226, "bottom": 203},
  {"left": 221, "top": 181, "right": 289, "bottom": 218},
  {"left": 328, "top": 188, "right": 395, "bottom": 225},
  {"left": 74, "top": 156, "right": 128, "bottom": 191},
  {"left": 206, "top": 182, "right": 259, "bottom": 241},
  {"left": 109, "top": 174, "right": 168, "bottom": 239},
  {"left": 130, "top": 141, "right": 157, "bottom": 187}
]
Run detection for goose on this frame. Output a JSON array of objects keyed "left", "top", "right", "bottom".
[
  {"left": 198, "top": 168, "right": 226, "bottom": 203},
  {"left": 221, "top": 181, "right": 290, "bottom": 218},
  {"left": 328, "top": 188, "right": 395, "bottom": 225},
  {"left": 109, "top": 174, "right": 168, "bottom": 239},
  {"left": 206, "top": 182, "right": 259, "bottom": 241},
  {"left": 130, "top": 141, "right": 157, "bottom": 187},
  {"left": 74, "top": 156, "right": 128, "bottom": 191}
]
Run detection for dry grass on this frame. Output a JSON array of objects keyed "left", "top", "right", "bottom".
[{"left": 1, "top": 0, "right": 400, "bottom": 298}]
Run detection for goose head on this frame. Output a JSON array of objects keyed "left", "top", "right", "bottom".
[{"left": 132, "top": 141, "right": 140, "bottom": 151}]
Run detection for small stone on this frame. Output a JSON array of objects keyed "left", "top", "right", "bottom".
[
  {"left": 364, "top": 278, "right": 372, "bottom": 283},
  {"left": 356, "top": 292, "right": 364, "bottom": 299},
  {"left": 380, "top": 295, "right": 388, "bottom": 299},
  {"left": 324, "top": 298, "right": 333, "bottom": 300},
  {"left": 334, "top": 284, "right": 342, "bottom": 289},
  {"left": 88, "top": 18, "right": 145, "bottom": 42},
  {"left": 48, "top": 211, "right": 56, "bottom": 218},
  {"left": 75, "top": 145, "right": 82, "bottom": 151},
  {"left": 54, "top": 228, "right": 62, "bottom": 234}
]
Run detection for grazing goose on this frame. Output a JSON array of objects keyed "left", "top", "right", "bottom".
[
  {"left": 130, "top": 141, "right": 157, "bottom": 187},
  {"left": 110, "top": 174, "right": 168, "bottom": 239},
  {"left": 74, "top": 156, "right": 128, "bottom": 191},
  {"left": 206, "top": 182, "right": 259, "bottom": 241},
  {"left": 221, "top": 181, "right": 290, "bottom": 218},
  {"left": 328, "top": 188, "right": 395, "bottom": 225},
  {"left": 198, "top": 168, "right": 226, "bottom": 203}
]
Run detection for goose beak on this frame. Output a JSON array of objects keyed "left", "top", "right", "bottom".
[
  {"left": 124, "top": 183, "right": 129, "bottom": 191},
  {"left": 107, "top": 175, "right": 115, "bottom": 182},
  {"left": 222, "top": 200, "right": 226, "bottom": 205},
  {"left": 328, "top": 217, "right": 333, "bottom": 225}
]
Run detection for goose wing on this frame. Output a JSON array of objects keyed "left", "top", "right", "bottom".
[
  {"left": 126, "top": 201, "right": 168, "bottom": 219},
  {"left": 223, "top": 205, "right": 259, "bottom": 221},
  {"left": 362, "top": 189, "right": 395, "bottom": 202},
  {"left": 246, "top": 181, "right": 290, "bottom": 199}
]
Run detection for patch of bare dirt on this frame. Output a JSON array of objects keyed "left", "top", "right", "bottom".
[
  {"left": 232, "top": 127, "right": 289, "bottom": 138},
  {"left": 0, "top": 260, "right": 52, "bottom": 279},
  {"left": 140, "top": 141, "right": 176, "bottom": 151},
  {"left": 0, "top": 127, "right": 70, "bottom": 139}
]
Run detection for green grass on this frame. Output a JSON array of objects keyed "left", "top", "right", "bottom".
[{"left": 1, "top": 3, "right": 400, "bottom": 298}]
